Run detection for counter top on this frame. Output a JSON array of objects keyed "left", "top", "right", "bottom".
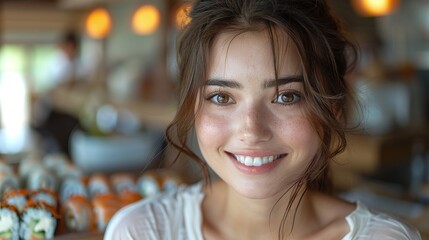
[{"left": 48, "top": 84, "right": 177, "bottom": 130}]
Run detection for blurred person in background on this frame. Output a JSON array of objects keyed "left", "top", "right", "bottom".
[
  {"left": 32, "top": 31, "right": 87, "bottom": 156},
  {"left": 50, "top": 31, "right": 88, "bottom": 86}
]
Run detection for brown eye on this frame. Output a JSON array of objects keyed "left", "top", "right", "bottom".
[
  {"left": 281, "top": 93, "right": 294, "bottom": 103},
  {"left": 216, "top": 94, "right": 229, "bottom": 104},
  {"left": 208, "top": 93, "right": 234, "bottom": 105},
  {"left": 273, "top": 92, "right": 301, "bottom": 105}
]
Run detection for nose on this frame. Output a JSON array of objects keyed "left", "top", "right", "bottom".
[{"left": 237, "top": 104, "right": 273, "bottom": 144}]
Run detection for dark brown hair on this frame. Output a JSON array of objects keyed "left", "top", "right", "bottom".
[{"left": 165, "top": 0, "right": 357, "bottom": 237}]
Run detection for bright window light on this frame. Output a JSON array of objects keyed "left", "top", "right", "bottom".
[
  {"left": 0, "top": 46, "right": 30, "bottom": 154},
  {"left": 0, "top": 72, "right": 30, "bottom": 154}
]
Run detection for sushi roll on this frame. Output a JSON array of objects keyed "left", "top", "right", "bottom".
[
  {"left": 18, "top": 155, "right": 42, "bottom": 181},
  {"left": 57, "top": 163, "right": 83, "bottom": 180},
  {"left": 159, "top": 170, "right": 185, "bottom": 192},
  {"left": 62, "top": 195, "right": 95, "bottom": 232},
  {"left": 0, "top": 203, "right": 19, "bottom": 240},
  {"left": 137, "top": 171, "right": 162, "bottom": 198},
  {"left": 111, "top": 173, "right": 137, "bottom": 194},
  {"left": 118, "top": 190, "right": 142, "bottom": 206},
  {"left": 59, "top": 177, "right": 88, "bottom": 203},
  {"left": 27, "top": 166, "right": 58, "bottom": 192},
  {"left": 43, "top": 153, "right": 84, "bottom": 180},
  {"left": 91, "top": 193, "right": 122, "bottom": 232},
  {"left": 3, "top": 189, "right": 30, "bottom": 213},
  {"left": 19, "top": 200, "right": 59, "bottom": 240},
  {"left": 88, "top": 173, "right": 111, "bottom": 198},
  {"left": 0, "top": 171, "right": 19, "bottom": 199},
  {"left": 42, "top": 153, "right": 68, "bottom": 172},
  {"left": 30, "top": 189, "right": 59, "bottom": 211}
]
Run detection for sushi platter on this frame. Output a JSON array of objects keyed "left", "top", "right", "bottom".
[{"left": 0, "top": 152, "right": 186, "bottom": 239}]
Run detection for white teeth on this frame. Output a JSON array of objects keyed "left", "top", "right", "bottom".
[
  {"left": 262, "top": 157, "right": 269, "bottom": 164},
  {"left": 244, "top": 156, "right": 253, "bottom": 166},
  {"left": 233, "top": 154, "right": 282, "bottom": 167},
  {"left": 253, "top": 157, "right": 262, "bottom": 166}
]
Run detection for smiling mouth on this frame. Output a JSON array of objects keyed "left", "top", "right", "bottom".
[{"left": 230, "top": 153, "right": 287, "bottom": 167}]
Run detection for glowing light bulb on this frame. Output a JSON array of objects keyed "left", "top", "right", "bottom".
[
  {"left": 352, "top": 0, "right": 399, "bottom": 17},
  {"left": 86, "top": 8, "right": 112, "bottom": 39},
  {"left": 132, "top": 5, "right": 161, "bottom": 35}
]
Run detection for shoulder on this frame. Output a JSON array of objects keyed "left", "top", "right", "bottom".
[
  {"left": 345, "top": 202, "right": 422, "bottom": 240},
  {"left": 310, "top": 191, "right": 357, "bottom": 223},
  {"left": 104, "top": 183, "right": 204, "bottom": 240}
]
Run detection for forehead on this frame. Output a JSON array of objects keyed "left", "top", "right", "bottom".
[{"left": 208, "top": 28, "right": 302, "bottom": 79}]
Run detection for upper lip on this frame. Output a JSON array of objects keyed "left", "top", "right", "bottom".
[
  {"left": 225, "top": 151, "right": 287, "bottom": 158},
  {"left": 227, "top": 152, "right": 288, "bottom": 166},
  {"left": 234, "top": 154, "right": 285, "bottom": 162}
]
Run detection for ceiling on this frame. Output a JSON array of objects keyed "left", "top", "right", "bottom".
[
  {"left": 1, "top": 0, "right": 106, "bottom": 9},
  {"left": 2, "top": 0, "right": 58, "bottom": 4}
]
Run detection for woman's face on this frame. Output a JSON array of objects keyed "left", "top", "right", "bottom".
[{"left": 195, "top": 30, "right": 321, "bottom": 199}]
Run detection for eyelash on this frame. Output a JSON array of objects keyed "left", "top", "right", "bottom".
[
  {"left": 205, "top": 90, "right": 302, "bottom": 106},
  {"left": 272, "top": 91, "right": 302, "bottom": 106},
  {"left": 206, "top": 91, "right": 235, "bottom": 105}
]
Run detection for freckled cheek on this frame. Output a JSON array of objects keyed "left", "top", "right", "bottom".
[
  {"left": 195, "top": 112, "right": 230, "bottom": 149},
  {"left": 277, "top": 114, "right": 321, "bottom": 150}
]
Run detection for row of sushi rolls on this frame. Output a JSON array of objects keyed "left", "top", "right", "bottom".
[{"left": 0, "top": 152, "right": 186, "bottom": 239}]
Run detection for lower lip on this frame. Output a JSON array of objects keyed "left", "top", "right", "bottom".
[{"left": 230, "top": 155, "right": 284, "bottom": 174}]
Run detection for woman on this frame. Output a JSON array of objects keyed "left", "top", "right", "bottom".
[{"left": 105, "top": 0, "right": 421, "bottom": 239}]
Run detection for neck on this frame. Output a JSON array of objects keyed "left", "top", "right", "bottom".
[{"left": 202, "top": 180, "right": 317, "bottom": 240}]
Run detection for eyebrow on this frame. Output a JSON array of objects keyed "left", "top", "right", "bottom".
[
  {"left": 205, "top": 75, "right": 303, "bottom": 89},
  {"left": 205, "top": 79, "right": 242, "bottom": 88},
  {"left": 263, "top": 75, "right": 304, "bottom": 88}
]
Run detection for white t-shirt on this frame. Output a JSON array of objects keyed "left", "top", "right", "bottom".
[
  {"left": 49, "top": 51, "right": 88, "bottom": 86},
  {"left": 104, "top": 183, "right": 421, "bottom": 240}
]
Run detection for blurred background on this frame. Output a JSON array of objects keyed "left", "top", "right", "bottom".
[{"left": 0, "top": 0, "right": 428, "bottom": 238}]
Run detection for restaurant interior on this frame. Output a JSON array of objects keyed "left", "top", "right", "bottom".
[{"left": 1, "top": 0, "right": 429, "bottom": 239}]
